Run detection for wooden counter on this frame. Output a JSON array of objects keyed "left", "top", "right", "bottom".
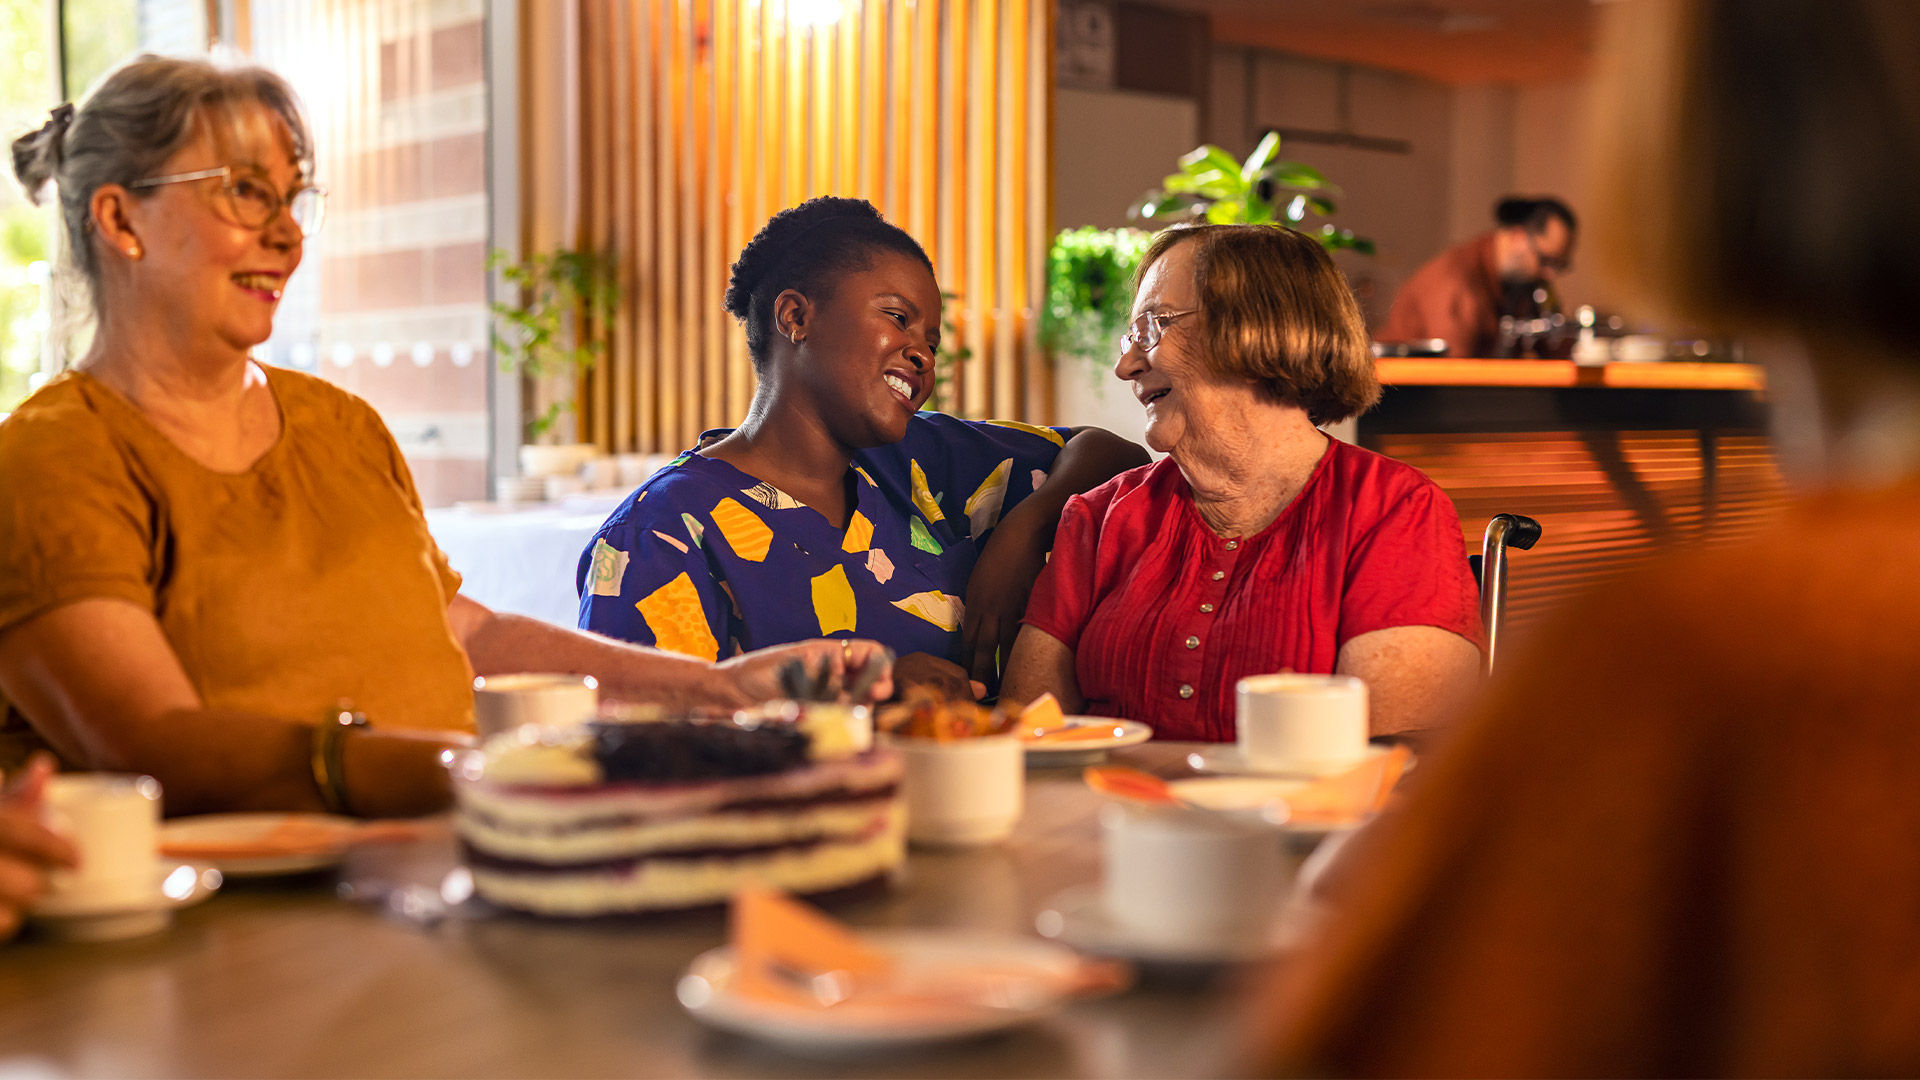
[
  {"left": 1357, "top": 359, "right": 1786, "bottom": 636},
  {"left": 1374, "top": 359, "right": 1767, "bottom": 392}
]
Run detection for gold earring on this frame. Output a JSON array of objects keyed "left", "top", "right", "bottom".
[
  {"left": 126, "top": 244, "right": 142, "bottom": 259},
  {"left": 788, "top": 329, "right": 802, "bottom": 345}
]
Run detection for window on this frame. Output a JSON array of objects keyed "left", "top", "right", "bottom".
[
  {"left": 0, "top": 0, "right": 59, "bottom": 416},
  {"left": 0, "top": 0, "right": 493, "bottom": 507}
]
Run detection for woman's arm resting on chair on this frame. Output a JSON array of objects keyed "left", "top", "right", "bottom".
[
  {"left": 999, "top": 626, "right": 1085, "bottom": 713},
  {"left": 1336, "top": 625, "right": 1482, "bottom": 738},
  {"left": 0, "top": 599, "right": 460, "bottom": 817},
  {"left": 961, "top": 428, "right": 1149, "bottom": 689}
]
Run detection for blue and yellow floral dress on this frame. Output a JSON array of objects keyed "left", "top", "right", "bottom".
[{"left": 575, "top": 412, "right": 1071, "bottom": 661}]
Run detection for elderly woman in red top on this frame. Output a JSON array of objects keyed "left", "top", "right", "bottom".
[{"left": 1002, "top": 224, "right": 1482, "bottom": 740}]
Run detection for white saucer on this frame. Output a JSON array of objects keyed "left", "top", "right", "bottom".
[
  {"left": 1034, "top": 884, "right": 1287, "bottom": 966},
  {"left": 677, "top": 929, "right": 1082, "bottom": 1052},
  {"left": 1184, "top": 743, "right": 1388, "bottom": 779},
  {"left": 30, "top": 862, "right": 223, "bottom": 942},
  {"left": 1022, "top": 719, "right": 1153, "bottom": 764},
  {"left": 160, "top": 812, "right": 355, "bottom": 877}
]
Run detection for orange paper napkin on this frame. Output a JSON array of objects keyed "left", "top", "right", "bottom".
[
  {"left": 1279, "top": 746, "right": 1412, "bottom": 826},
  {"left": 726, "top": 886, "right": 1129, "bottom": 1012}
]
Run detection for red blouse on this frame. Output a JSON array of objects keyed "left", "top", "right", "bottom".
[{"left": 1022, "top": 441, "right": 1483, "bottom": 741}]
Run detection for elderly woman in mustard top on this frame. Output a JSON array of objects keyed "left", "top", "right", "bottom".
[{"left": 0, "top": 57, "right": 889, "bottom": 818}]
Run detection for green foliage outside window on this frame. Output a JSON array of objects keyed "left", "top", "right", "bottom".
[{"left": 0, "top": 0, "right": 56, "bottom": 414}]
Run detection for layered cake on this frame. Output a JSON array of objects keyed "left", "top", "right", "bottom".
[{"left": 453, "top": 706, "right": 904, "bottom": 916}]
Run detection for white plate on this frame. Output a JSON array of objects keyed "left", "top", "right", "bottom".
[
  {"left": 1034, "top": 884, "right": 1288, "bottom": 966},
  {"left": 1165, "top": 777, "right": 1357, "bottom": 841},
  {"left": 30, "top": 862, "right": 223, "bottom": 942},
  {"left": 1021, "top": 718, "right": 1152, "bottom": 761},
  {"left": 160, "top": 812, "right": 357, "bottom": 878},
  {"left": 676, "top": 929, "right": 1082, "bottom": 1051},
  {"left": 1184, "top": 743, "right": 1388, "bottom": 779}
]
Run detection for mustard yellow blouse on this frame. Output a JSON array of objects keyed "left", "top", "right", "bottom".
[{"left": 0, "top": 367, "right": 474, "bottom": 768}]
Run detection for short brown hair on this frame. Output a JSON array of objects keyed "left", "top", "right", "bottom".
[
  {"left": 1135, "top": 224, "right": 1379, "bottom": 425},
  {"left": 1591, "top": 0, "right": 1920, "bottom": 353}
]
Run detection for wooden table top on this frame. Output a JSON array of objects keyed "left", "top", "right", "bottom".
[
  {"left": 0, "top": 744, "right": 1275, "bottom": 1079},
  {"left": 1374, "top": 358, "right": 1767, "bottom": 391}
]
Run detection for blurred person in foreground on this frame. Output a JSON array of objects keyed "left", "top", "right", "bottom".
[
  {"left": 1001, "top": 224, "right": 1482, "bottom": 740},
  {"left": 1253, "top": 1, "right": 1920, "bottom": 1075},
  {"left": 1375, "top": 195, "right": 1577, "bottom": 357},
  {"left": 0, "top": 57, "right": 890, "bottom": 819}
]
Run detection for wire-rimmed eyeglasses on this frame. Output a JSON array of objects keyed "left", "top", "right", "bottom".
[
  {"left": 129, "top": 165, "right": 328, "bottom": 235},
  {"left": 1118, "top": 308, "right": 1197, "bottom": 356}
]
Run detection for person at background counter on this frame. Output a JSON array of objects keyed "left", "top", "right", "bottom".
[
  {"left": 1001, "top": 223, "right": 1483, "bottom": 741},
  {"left": 1376, "top": 195, "right": 1578, "bottom": 357}
]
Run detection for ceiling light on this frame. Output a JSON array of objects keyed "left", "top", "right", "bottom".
[{"left": 788, "top": 0, "right": 844, "bottom": 29}]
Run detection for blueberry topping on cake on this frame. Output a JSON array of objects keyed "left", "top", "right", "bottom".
[{"left": 589, "top": 719, "right": 811, "bottom": 783}]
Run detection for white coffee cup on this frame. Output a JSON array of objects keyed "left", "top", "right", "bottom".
[
  {"left": 1101, "top": 801, "right": 1290, "bottom": 947},
  {"left": 884, "top": 733, "right": 1023, "bottom": 848},
  {"left": 41, "top": 774, "right": 163, "bottom": 911},
  {"left": 1235, "top": 673, "right": 1369, "bottom": 773},
  {"left": 473, "top": 674, "right": 600, "bottom": 739}
]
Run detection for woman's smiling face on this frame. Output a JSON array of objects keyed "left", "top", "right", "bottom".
[
  {"left": 115, "top": 102, "right": 307, "bottom": 355},
  {"left": 779, "top": 249, "right": 942, "bottom": 449},
  {"left": 1114, "top": 239, "right": 1230, "bottom": 455}
]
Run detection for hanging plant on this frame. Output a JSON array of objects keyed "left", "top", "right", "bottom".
[{"left": 1040, "top": 226, "right": 1153, "bottom": 379}]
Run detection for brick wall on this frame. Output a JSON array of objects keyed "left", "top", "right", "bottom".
[{"left": 251, "top": 0, "right": 491, "bottom": 507}]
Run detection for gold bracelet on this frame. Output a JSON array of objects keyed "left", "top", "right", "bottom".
[{"left": 310, "top": 705, "right": 370, "bottom": 816}]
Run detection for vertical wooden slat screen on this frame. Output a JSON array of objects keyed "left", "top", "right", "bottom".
[{"left": 566, "top": 0, "right": 1053, "bottom": 454}]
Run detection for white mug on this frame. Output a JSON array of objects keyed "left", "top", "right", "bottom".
[
  {"left": 473, "top": 674, "right": 600, "bottom": 739},
  {"left": 41, "top": 774, "right": 163, "bottom": 910},
  {"left": 1235, "top": 673, "right": 1369, "bottom": 773},
  {"left": 884, "top": 733, "right": 1023, "bottom": 848},
  {"left": 1101, "top": 801, "right": 1289, "bottom": 947}
]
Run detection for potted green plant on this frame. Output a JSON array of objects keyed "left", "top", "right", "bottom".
[
  {"left": 1129, "top": 131, "right": 1374, "bottom": 251},
  {"left": 487, "top": 247, "right": 621, "bottom": 478}
]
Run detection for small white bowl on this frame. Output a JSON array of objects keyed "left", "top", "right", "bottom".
[{"left": 882, "top": 733, "right": 1023, "bottom": 848}]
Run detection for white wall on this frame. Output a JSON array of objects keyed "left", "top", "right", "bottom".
[
  {"left": 1447, "top": 83, "right": 1517, "bottom": 244},
  {"left": 1054, "top": 88, "right": 1201, "bottom": 230},
  {"left": 1051, "top": 88, "right": 1200, "bottom": 440}
]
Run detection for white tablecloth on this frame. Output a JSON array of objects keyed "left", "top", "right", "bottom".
[{"left": 424, "top": 492, "right": 629, "bottom": 627}]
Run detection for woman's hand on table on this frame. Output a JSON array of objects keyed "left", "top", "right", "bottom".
[
  {"left": 891, "top": 652, "right": 985, "bottom": 702},
  {"left": 0, "top": 754, "right": 78, "bottom": 942},
  {"left": 711, "top": 638, "right": 896, "bottom": 707}
]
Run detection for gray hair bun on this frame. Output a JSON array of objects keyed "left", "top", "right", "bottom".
[{"left": 12, "top": 103, "right": 75, "bottom": 205}]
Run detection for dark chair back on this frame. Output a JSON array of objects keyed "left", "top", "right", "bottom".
[{"left": 1472, "top": 514, "right": 1542, "bottom": 675}]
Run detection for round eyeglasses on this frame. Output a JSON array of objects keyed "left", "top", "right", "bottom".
[
  {"left": 1118, "top": 308, "right": 1196, "bottom": 356},
  {"left": 129, "top": 166, "right": 328, "bottom": 235}
]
